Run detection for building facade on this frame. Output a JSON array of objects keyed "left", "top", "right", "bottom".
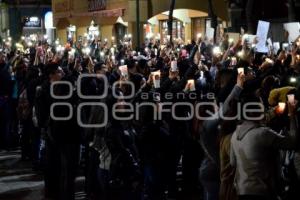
[
  {"left": 0, "top": 1, "right": 9, "bottom": 40},
  {"left": 52, "top": 0, "right": 229, "bottom": 46},
  {"left": 228, "top": 0, "right": 300, "bottom": 42},
  {"left": 1, "top": 0, "right": 52, "bottom": 41}
]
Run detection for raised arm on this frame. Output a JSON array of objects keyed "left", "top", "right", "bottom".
[
  {"left": 219, "top": 72, "right": 245, "bottom": 118},
  {"left": 270, "top": 101, "right": 299, "bottom": 150}
]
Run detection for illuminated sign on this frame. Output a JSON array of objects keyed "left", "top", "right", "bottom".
[
  {"left": 24, "top": 16, "right": 41, "bottom": 28},
  {"left": 88, "top": 0, "right": 106, "bottom": 12}
]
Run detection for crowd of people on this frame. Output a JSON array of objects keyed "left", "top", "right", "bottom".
[{"left": 1, "top": 30, "right": 300, "bottom": 200}]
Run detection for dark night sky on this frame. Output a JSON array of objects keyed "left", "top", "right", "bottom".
[{"left": 237, "top": 0, "right": 288, "bottom": 19}]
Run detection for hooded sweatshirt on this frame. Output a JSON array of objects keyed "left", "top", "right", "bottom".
[{"left": 230, "top": 117, "right": 298, "bottom": 196}]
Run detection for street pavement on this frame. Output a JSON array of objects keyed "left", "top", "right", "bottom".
[
  {"left": 0, "top": 149, "right": 43, "bottom": 200},
  {"left": 0, "top": 149, "right": 85, "bottom": 200},
  {"left": 0, "top": 149, "right": 202, "bottom": 200}
]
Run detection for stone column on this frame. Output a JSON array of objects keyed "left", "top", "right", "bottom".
[
  {"left": 184, "top": 22, "right": 192, "bottom": 42},
  {"left": 128, "top": 21, "right": 145, "bottom": 49}
]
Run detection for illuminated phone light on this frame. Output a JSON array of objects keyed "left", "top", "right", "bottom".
[
  {"left": 213, "top": 47, "right": 221, "bottom": 55},
  {"left": 84, "top": 47, "right": 91, "bottom": 55},
  {"left": 27, "top": 41, "right": 33, "bottom": 47},
  {"left": 237, "top": 51, "right": 244, "bottom": 57},
  {"left": 187, "top": 79, "right": 196, "bottom": 91},
  {"left": 237, "top": 68, "right": 244, "bottom": 75},
  {"left": 278, "top": 102, "right": 286, "bottom": 113},
  {"left": 290, "top": 77, "right": 297, "bottom": 83},
  {"left": 265, "top": 58, "right": 274, "bottom": 65}
]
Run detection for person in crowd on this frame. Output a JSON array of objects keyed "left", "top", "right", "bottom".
[
  {"left": 1, "top": 29, "right": 300, "bottom": 200},
  {"left": 0, "top": 52, "right": 13, "bottom": 150},
  {"left": 230, "top": 94, "right": 298, "bottom": 200},
  {"left": 36, "top": 62, "right": 81, "bottom": 200}
]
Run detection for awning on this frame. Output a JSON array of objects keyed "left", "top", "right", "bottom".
[
  {"left": 116, "top": 16, "right": 128, "bottom": 27},
  {"left": 150, "top": 0, "right": 228, "bottom": 21},
  {"left": 54, "top": 8, "right": 125, "bottom": 19},
  {"left": 162, "top": 10, "right": 191, "bottom": 23},
  {"left": 148, "top": 16, "right": 159, "bottom": 25},
  {"left": 148, "top": 9, "right": 208, "bottom": 25},
  {"left": 73, "top": 8, "right": 125, "bottom": 18}
]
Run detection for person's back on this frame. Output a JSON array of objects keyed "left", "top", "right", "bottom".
[
  {"left": 231, "top": 107, "right": 298, "bottom": 200},
  {"left": 231, "top": 121, "right": 278, "bottom": 196}
]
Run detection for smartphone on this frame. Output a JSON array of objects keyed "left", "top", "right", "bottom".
[{"left": 282, "top": 43, "right": 289, "bottom": 51}]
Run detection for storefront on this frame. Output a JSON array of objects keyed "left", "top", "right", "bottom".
[
  {"left": 22, "top": 16, "right": 43, "bottom": 35},
  {"left": 159, "top": 19, "right": 185, "bottom": 41},
  {"left": 53, "top": 0, "right": 128, "bottom": 44},
  {"left": 7, "top": 3, "right": 51, "bottom": 41},
  {"left": 67, "top": 25, "right": 77, "bottom": 41},
  {"left": 147, "top": 9, "right": 225, "bottom": 43},
  {"left": 52, "top": 0, "right": 229, "bottom": 45}
]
